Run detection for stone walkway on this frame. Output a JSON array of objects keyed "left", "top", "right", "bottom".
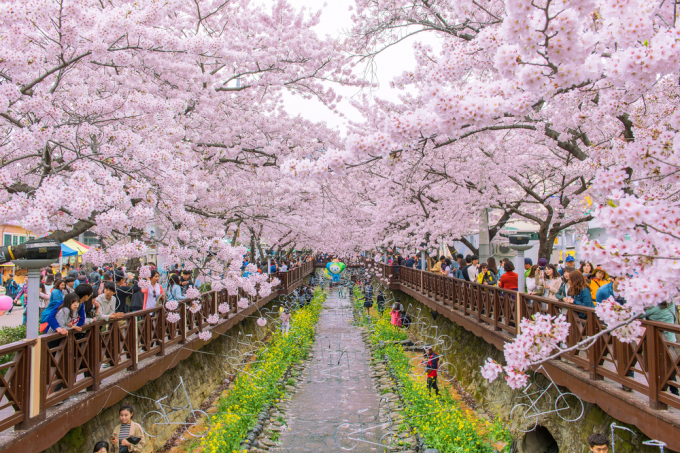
[{"left": 275, "top": 289, "right": 385, "bottom": 452}]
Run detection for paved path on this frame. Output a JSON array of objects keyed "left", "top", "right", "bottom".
[
  {"left": 275, "top": 289, "right": 384, "bottom": 452},
  {"left": 0, "top": 307, "right": 24, "bottom": 328}
]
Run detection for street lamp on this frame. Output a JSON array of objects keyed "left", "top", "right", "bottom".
[
  {"left": 265, "top": 249, "right": 275, "bottom": 275},
  {"left": 11, "top": 239, "right": 61, "bottom": 339}
]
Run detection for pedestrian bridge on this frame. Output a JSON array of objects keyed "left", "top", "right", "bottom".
[
  {"left": 0, "top": 261, "right": 313, "bottom": 452},
  {"left": 371, "top": 261, "right": 680, "bottom": 448}
]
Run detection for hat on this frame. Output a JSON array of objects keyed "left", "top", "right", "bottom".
[
  {"left": 565, "top": 256, "right": 575, "bottom": 262},
  {"left": 537, "top": 258, "right": 548, "bottom": 267},
  {"left": 524, "top": 258, "right": 533, "bottom": 265}
]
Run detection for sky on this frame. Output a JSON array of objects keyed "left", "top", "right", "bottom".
[{"left": 282, "top": 0, "right": 439, "bottom": 134}]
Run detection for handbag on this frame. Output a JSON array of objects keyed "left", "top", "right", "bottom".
[{"left": 119, "top": 435, "right": 142, "bottom": 453}]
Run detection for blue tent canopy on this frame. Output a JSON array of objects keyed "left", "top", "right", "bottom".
[{"left": 61, "top": 242, "right": 79, "bottom": 257}]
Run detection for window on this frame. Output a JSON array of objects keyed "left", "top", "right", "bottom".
[
  {"left": 28, "top": 236, "right": 34, "bottom": 241},
  {"left": 3, "top": 235, "right": 10, "bottom": 246},
  {"left": 12, "top": 236, "right": 18, "bottom": 246},
  {"left": 18, "top": 236, "right": 26, "bottom": 244}
]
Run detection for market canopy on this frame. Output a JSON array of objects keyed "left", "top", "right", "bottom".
[{"left": 61, "top": 239, "right": 90, "bottom": 257}]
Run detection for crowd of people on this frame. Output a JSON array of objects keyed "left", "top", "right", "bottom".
[
  {"left": 1, "top": 255, "right": 312, "bottom": 334},
  {"left": 380, "top": 252, "right": 678, "bottom": 324}
]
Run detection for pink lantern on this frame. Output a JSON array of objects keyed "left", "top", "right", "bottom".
[{"left": 0, "top": 295, "right": 13, "bottom": 311}]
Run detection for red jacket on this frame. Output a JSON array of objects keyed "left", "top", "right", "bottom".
[{"left": 499, "top": 271, "right": 518, "bottom": 290}]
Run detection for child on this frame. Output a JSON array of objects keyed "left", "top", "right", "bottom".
[
  {"left": 390, "top": 302, "right": 402, "bottom": 327},
  {"left": 280, "top": 307, "right": 291, "bottom": 336},
  {"left": 45, "top": 293, "right": 83, "bottom": 335}
]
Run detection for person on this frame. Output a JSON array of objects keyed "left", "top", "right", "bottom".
[
  {"left": 486, "top": 257, "right": 498, "bottom": 279},
  {"left": 562, "top": 270, "right": 594, "bottom": 318},
  {"left": 41, "top": 279, "right": 66, "bottom": 324},
  {"left": 556, "top": 270, "right": 571, "bottom": 302},
  {"left": 461, "top": 256, "right": 473, "bottom": 281},
  {"left": 497, "top": 258, "right": 506, "bottom": 281},
  {"left": 431, "top": 256, "right": 445, "bottom": 274},
  {"left": 586, "top": 433, "right": 609, "bottom": 453},
  {"left": 595, "top": 275, "right": 626, "bottom": 305},
  {"left": 376, "top": 291, "right": 386, "bottom": 314},
  {"left": 404, "top": 255, "right": 416, "bottom": 268},
  {"left": 64, "top": 276, "right": 76, "bottom": 294},
  {"left": 89, "top": 266, "right": 101, "bottom": 292},
  {"left": 4, "top": 274, "right": 19, "bottom": 300},
  {"left": 456, "top": 256, "right": 466, "bottom": 279},
  {"left": 441, "top": 258, "right": 452, "bottom": 277},
  {"left": 44, "top": 271, "right": 55, "bottom": 294},
  {"left": 477, "top": 263, "right": 497, "bottom": 286},
  {"left": 523, "top": 258, "right": 533, "bottom": 288},
  {"left": 580, "top": 262, "right": 594, "bottom": 282},
  {"left": 93, "top": 441, "right": 109, "bottom": 453},
  {"left": 166, "top": 274, "right": 184, "bottom": 302},
  {"left": 110, "top": 403, "right": 146, "bottom": 453},
  {"left": 141, "top": 270, "right": 164, "bottom": 310},
  {"left": 44, "top": 293, "right": 83, "bottom": 335},
  {"left": 498, "top": 261, "right": 518, "bottom": 290},
  {"left": 423, "top": 347, "right": 439, "bottom": 396},
  {"left": 269, "top": 261, "right": 277, "bottom": 273},
  {"left": 99, "top": 272, "right": 113, "bottom": 295},
  {"left": 449, "top": 257, "right": 459, "bottom": 276},
  {"left": 363, "top": 288, "right": 373, "bottom": 315},
  {"left": 468, "top": 255, "right": 479, "bottom": 281},
  {"left": 543, "top": 264, "right": 562, "bottom": 300},
  {"left": 280, "top": 307, "right": 291, "bottom": 336},
  {"left": 559, "top": 255, "right": 576, "bottom": 276},
  {"left": 114, "top": 271, "right": 133, "bottom": 314},
  {"left": 180, "top": 270, "right": 194, "bottom": 296},
  {"left": 526, "top": 260, "right": 546, "bottom": 296},
  {"left": 589, "top": 268, "right": 611, "bottom": 302},
  {"left": 95, "top": 282, "right": 125, "bottom": 321},
  {"left": 390, "top": 301, "right": 402, "bottom": 327},
  {"left": 280, "top": 262, "right": 289, "bottom": 272}
]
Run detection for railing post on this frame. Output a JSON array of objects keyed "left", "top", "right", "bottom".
[
  {"left": 17, "top": 339, "right": 44, "bottom": 429},
  {"left": 128, "top": 317, "right": 138, "bottom": 372},
  {"left": 516, "top": 293, "right": 522, "bottom": 335},
  {"left": 88, "top": 325, "right": 101, "bottom": 391},
  {"left": 493, "top": 291, "right": 501, "bottom": 331},
  {"left": 158, "top": 309, "right": 166, "bottom": 357},
  {"left": 646, "top": 324, "right": 667, "bottom": 410},
  {"left": 180, "top": 302, "right": 187, "bottom": 344},
  {"left": 586, "top": 312, "right": 603, "bottom": 381}
]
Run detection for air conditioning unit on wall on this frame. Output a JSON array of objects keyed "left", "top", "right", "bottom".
[{"left": 491, "top": 243, "right": 517, "bottom": 257}]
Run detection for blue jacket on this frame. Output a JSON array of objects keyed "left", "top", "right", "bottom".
[
  {"left": 42, "top": 291, "right": 85, "bottom": 331},
  {"left": 596, "top": 282, "right": 622, "bottom": 304},
  {"left": 404, "top": 258, "right": 415, "bottom": 268},
  {"left": 41, "top": 290, "right": 64, "bottom": 322},
  {"left": 572, "top": 287, "right": 595, "bottom": 309},
  {"left": 166, "top": 284, "right": 184, "bottom": 302}
]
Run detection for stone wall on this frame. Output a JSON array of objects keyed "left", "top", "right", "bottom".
[
  {"left": 44, "top": 299, "right": 280, "bottom": 453},
  {"left": 390, "top": 289, "right": 676, "bottom": 453}
]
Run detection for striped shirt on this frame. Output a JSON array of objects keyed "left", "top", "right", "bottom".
[{"left": 119, "top": 423, "right": 131, "bottom": 444}]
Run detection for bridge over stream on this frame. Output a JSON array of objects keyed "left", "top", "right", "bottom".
[
  {"left": 0, "top": 261, "right": 314, "bottom": 452},
  {"left": 365, "top": 261, "right": 680, "bottom": 449}
]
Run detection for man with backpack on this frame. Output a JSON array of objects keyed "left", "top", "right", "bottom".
[{"left": 4, "top": 275, "right": 19, "bottom": 313}]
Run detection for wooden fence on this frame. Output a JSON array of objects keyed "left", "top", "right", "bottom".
[
  {"left": 372, "top": 261, "right": 680, "bottom": 412},
  {"left": 0, "top": 261, "right": 312, "bottom": 433}
]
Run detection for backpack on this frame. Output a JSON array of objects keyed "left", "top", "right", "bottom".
[
  {"left": 129, "top": 290, "right": 144, "bottom": 312},
  {"left": 5, "top": 279, "right": 18, "bottom": 298}
]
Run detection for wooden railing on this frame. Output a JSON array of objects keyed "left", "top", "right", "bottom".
[
  {"left": 373, "top": 262, "right": 680, "bottom": 412},
  {"left": 0, "top": 261, "right": 313, "bottom": 433}
]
